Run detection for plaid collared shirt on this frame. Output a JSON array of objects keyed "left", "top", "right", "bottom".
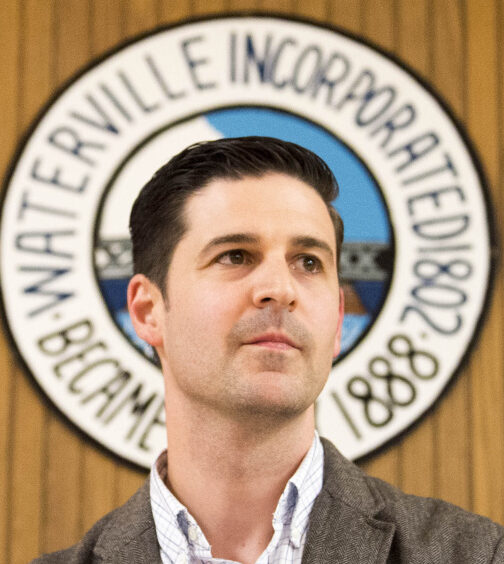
[{"left": 150, "top": 432, "right": 324, "bottom": 564}]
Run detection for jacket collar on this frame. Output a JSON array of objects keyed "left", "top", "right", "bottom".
[
  {"left": 94, "top": 478, "right": 162, "bottom": 564},
  {"left": 301, "top": 438, "right": 395, "bottom": 564},
  {"left": 93, "top": 439, "right": 394, "bottom": 564}
]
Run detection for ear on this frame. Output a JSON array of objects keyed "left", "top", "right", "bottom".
[
  {"left": 333, "top": 287, "right": 345, "bottom": 359},
  {"left": 127, "top": 273, "right": 164, "bottom": 348}
]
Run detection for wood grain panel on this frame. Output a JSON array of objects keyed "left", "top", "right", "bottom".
[
  {"left": 0, "top": 3, "right": 21, "bottom": 562},
  {"left": 123, "top": 0, "right": 158, "bottom": 39},
  {"left": 228, "top": 0, "right": 260, "bottom": 12},
  {"left": 193, "top": 0, "right": 227, "bottom": 15},
  {"left": 0, "top": 341, "right": 13, "bottom": 562},
  {"left": 328, "top": 0, "right": 360, "bottom": 31},
  {"left": 466, "top": 0, "right": 504, "bottom": 525},
  {"left": 430, "top": 0, "right": 472, "bottom": 511},
  {"left": 7, "top": 2, "right": 54, "bottom": 562},
  {"left": 10, "top": 376, "right": 44, "bottom": 564},
  {"left": 158, "top": 0, "right": 191, "bottom": 24},
  {"left": 41, "top": 422, "right": 82, "bottom": 554},
  {"left": 361, "top": 0, "right": 395, "bottom": 52},
  {"left": 76, "top": 2, "right": 121, "bottom": 536},
  {"left": 90, "top": 0, "right": 125, "bottom": 55},
  {"left": 39, "top": 1, "right": 92, "bottom": 556},
  {"left": 257, "top": 0, "right": 294, "bottom": 13},
  {"left": 396, "top": 0, "right": 428, "bottom": 73},
  {"left": 1, "top": 2, "right": 503, "bottom": 561},
  {"left": 357, "top": 0, "right": 401, "bottom": 489},
  {"left": 80, "top": 450, "right": 117, "bottom": 536},
  {"left": 114, "top": 462, "right": 146, "bottom": 509},
  {"left": 292, "top": 0, "right": 328, "bottom": 20},
  {"left": 395, "top": 0, "right": 436, "bottom": 500},
  {"left": 88, "top": 0, "right": 148, "bottom": 523},
  {"left": 102, "top": 0, "right": 160, "bottom": 527}
]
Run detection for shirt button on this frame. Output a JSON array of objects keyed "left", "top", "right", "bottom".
[
  {"left": 176, "top": 554, "right": 188, "bottom": 564},
  {"left": 188, "top": 525, "right": 199, "bottom": 542}
]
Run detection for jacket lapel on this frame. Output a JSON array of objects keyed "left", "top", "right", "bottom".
[
  {"left": 94, "top": 479, "right": 163, "bottom": 564},
  {"left": 302, "top": 487, "right": 395, "bottom": 564},
  {"left": 302, "top": 439, "right": 395, "bottom": 564},
  {"left": 111, "top": 526, "right": 162, "bottom": 564}
]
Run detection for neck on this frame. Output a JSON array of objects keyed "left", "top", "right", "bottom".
[{"left": 163, "top": 391, "right": 315, "bottom": 563}]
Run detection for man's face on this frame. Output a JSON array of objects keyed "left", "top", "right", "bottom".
[{"left": 154, "top": 172, "right": 343, "bottom": 421}]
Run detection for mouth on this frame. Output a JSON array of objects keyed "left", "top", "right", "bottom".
[{"left": 243, "top": 333, "right": 300, "bottom": 351}]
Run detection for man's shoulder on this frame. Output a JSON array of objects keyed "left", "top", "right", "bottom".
[
  {"left": 369, "top": 474, "right": 504, "bottom": 562},
  {"left": 31, "top": 479, "right": 159, "bottom": 564},
  {"left": 371, "top": 470, "right": 501, "bottom": 537},
  {"left": 316, "top": 438, "right": 504, "bottom": 563}
]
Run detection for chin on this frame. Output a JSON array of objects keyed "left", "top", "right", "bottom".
[{"left": 227, "top": 385, "right": 317, "bottom": 422}]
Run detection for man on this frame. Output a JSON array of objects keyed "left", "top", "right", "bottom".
[{"left": 34, "top": 137, "right": 503, "bottom": 563}]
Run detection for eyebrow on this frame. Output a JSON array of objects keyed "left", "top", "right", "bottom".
[
  {"left": 198, "top": 233, "right": 259, "bottom": 258},
  {"left": 291, "top": 236, "right": 335, "bottom": 262},
  {"left": 199, "top": 232, "right": 335, "bottom": 262}
]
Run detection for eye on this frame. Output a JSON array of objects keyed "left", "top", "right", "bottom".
[
  {"left": 294, "top": 255, "right": 323, "bottom": 273},
  {"left": 216, "top": 249, "right": 252, "bottom": 265}
]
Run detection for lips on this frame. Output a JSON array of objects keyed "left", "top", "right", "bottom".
[{"left": 244, "top": 333, "right": 300, "bottom": 351}]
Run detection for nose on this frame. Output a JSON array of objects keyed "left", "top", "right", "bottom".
[{"left": 251, "top": 257, "right": 297, "bottom": 311}]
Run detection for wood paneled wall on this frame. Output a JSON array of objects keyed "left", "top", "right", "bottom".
[{"left": 1, "top": 1, "right": 503, "bottom": 562}]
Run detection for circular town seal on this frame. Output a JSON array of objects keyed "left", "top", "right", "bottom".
[{"left": 0, "top": 15, "right": 493, "bottom": 468}]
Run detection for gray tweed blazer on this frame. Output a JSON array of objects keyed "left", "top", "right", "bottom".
[{"left": 33, "top": 438, "right": 504, "bottom": 563}]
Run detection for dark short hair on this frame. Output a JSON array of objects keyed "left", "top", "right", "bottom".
[{"left": 130, "top": 136, "right": 344, "bottom": 293}]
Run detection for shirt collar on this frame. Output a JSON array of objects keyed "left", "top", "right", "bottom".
[
  {"left": 151, "top": 450, "right": 213, "bottom": 563},
  {"left": 150, "top": 432, "right": 324, "bottom": 560},
  {"left": 271, "top": 432, "right": 324, "bottom": 548}
]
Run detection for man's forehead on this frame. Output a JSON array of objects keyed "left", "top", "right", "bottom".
[{"left": 185, "top": 172, "right": 333, "bottom": 226}]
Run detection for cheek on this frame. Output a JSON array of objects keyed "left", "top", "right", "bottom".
[
  {"left": 311, "top": 293, "right": 341, "bottom": 343},
  {"left": 174, "top": 283, "right": 244, "bottom": 338}
]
